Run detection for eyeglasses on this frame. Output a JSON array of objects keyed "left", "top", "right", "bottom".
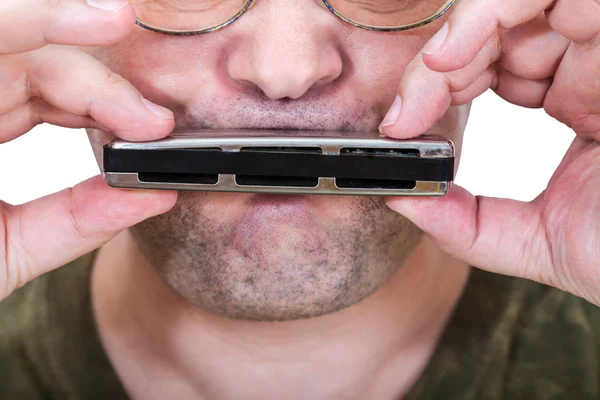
[{"left": 133, "top": 0, "right": 456, "bottom": 36}]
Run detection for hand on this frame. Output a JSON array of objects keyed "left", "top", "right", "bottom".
[
  {"left": 380, "top": 0, "right": 600, "bottom": 304},
  {"left": 0, "top": 0, "right": 178, "bottom": 300}
]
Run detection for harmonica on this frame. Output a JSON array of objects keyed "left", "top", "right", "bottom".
[{"left": 102, "top": 129, "right": 455, "bottom": 196}]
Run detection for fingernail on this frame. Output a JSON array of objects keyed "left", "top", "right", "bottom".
[
  {"left": 141, "top": 97, "right": 174, "bottom": 120},
  {"left": 87, "top": 0, "right": 129, "bottom": 11},
  {"left": 423, "top": 22, "right": 449, "bottom": 55},
  {"left": 379, "top": 95, "right": 402, "bottom": 133}
]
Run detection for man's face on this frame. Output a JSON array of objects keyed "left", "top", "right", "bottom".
[{"left": 87, "top": 1, "right": 468, "bottom": 321}]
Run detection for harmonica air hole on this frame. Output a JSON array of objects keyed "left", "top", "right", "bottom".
[
  {"left": 339, "top": 148, "right": 420, "bottom": 157},
  {"left": 240, "top": 147, "right": 323, "bottom": 154},
  {"left": 235, "top": 175, "right": 319, "bottom": 188},
  {"left": 185, "top": 147, "right": 223, "bottom": 152},
  {"left": 138, "top": 173, "right": 218, "bottom": 185},
  {"left": 335, "top": 178, "right": 416, "bottom": 190}
]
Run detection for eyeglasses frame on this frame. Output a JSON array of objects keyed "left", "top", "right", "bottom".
[{"left": 135, "top": 0, "right": 456, "bottom": 36}]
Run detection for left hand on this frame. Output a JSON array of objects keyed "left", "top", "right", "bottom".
[{"left": 379, "top": 0, "right": 600, "bottom": 304}]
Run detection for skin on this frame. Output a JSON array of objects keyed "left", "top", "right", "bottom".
[
  {"left": 86, "top": 4, "right": 466, "bottom": 320},
  {"left": 382, "top": 0, "right": 600, "bottom": 305},
  {"left": 87, "top": 1, "right": 472, "bottom": 398},
  {"left": 0, "top": 0, "right": 598, "bottom": 398}
]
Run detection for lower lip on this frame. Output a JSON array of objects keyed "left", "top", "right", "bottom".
[
  {"left": 249, "top": 194, "right": 311, "bottom": 217},
  {"left": 240, "top": 194, "right": 316, "bottom": 229},
  {"left": 230, "top": 194, "right": 323, "bottom": 253}
]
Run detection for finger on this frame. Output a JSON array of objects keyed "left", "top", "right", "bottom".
[
  {"left": 537, "top": 135, "right": 595, "bottom": 197},
  {"left": 0, "top": 98, "right": 107, "bottom": 140},
  {"left": 495, "top": 66, "right": 553, "bottom": 108},
  {"left": 385, "top": 185, "right": 552, "bottom": 287},
  {"left": 544, "top": 39, "right": 600, "bottom": 141},
  {"left": 380, "top": 14, "right": 567, "bottom": 138},
  {"left": 421, "top": 0, "right": 556, "bottom": 72},
  {"left": 423, "top": 0, "right": 599, "bottom": 73},
  {"left": 1, "top": 175, "right": 177, "bottom": 298},
  {"left": 379, "top": 33, "right": 500, "bottom": 138},
  {"left": 0, "top": 46, "right": 174, "bottom": 141},
  {"left": 450, "top": 66, "right": 496, "bottom": 106},
  {"left": 499, "top": 14, "right": 570, "bottom": 80},
  {"left": 546, "top": 0, "right": 600, "bottom": 43},
  {"left": 0, "top": 0, "right": 137, "bottom": 54}
]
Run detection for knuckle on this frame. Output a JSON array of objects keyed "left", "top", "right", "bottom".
[
  {"left": 44, "top": 0, "right": 63, "bottom": 11},
  {"left": 447, "top": 69, "right": 472, "bottom": 92},
  {"left": 0, "top": 55, "right": 31, "bottom": 114},
  {"left": 0, "top": 202, "right": 35, "bottom": 293},
  {"left": 66, "top": 186, "right": 94, "bottom": 241},
  {"left": 27, "top": 100, "right": 42, "bottom": 126},
  {"left": 87, "top": 68, "right": 136, "bottom": 115},
  {"left": 102, "top": 69, "right": 128, "bottom": 89},
  {"left": 543, "top": 95, "right": 567, "bottom": 122},
  {"left": 98, "top": 69, "right": 138, "bottom": 99}
]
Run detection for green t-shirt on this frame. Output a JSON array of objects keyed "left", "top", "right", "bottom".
[{"left": 1, "top": 252, "right": 599, "bottom": 399}]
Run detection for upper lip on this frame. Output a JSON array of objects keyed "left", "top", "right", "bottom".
[{"left": 172, "top": 97, "right": 382, "bottom": 133}]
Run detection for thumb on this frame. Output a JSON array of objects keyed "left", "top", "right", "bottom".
[
  {"left": 1, "top": 175, "right": 177, "bottom": 299},
  {"left": 385, "top": 184, "right": 550, "bottom": 283}
]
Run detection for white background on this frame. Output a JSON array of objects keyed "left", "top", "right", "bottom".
[{"left": 0, "top": 89, "right": 575, "bottom": 205}]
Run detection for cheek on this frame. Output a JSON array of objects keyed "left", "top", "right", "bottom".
[
  {"left": 86, "top": 25, "right": 436, "bottom": 111},
  {"left": 88, "top": 31, "right": 227, "bottom": 109},
  {"left": 345, "top": 28, "right": 439, "bottom": 113}
]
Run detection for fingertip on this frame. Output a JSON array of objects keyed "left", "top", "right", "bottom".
[
  {"left": 420, "top": 21, "right": 461, "bottom": 73},
  {"left": 378, "top": 124, "right": 423, "bottom": 140},
  {"left": 95, "top": 99, "right": 175, "bottom": 141},
  {"left": 384, "top": 195, "right": 437, "bottom": 217},
  {"left": 100, "top": 186, "right": 178, "bottom": 227},
  {"left": 421, "top": 40, "right": 476, "bottom": 73},
  {"left": 117, "top": 187, "right": 178, "bottom": 209},
  {"left": 378, "top": 95, "right": 430, "bottom": 140},
  {"left": 148, "top": 189, "right": 179, "bottom": 213},
  {"left": 50, "top": 1, "right": 137, "bottom": 47},
  {"left": 133, "top": 97, "right": 176, "bottom": 140},
  {"left": 421, "top": 4, "right": 498, "bottom": 74},
  {"left": 141, "top": 97, "right": 175, "bottom": 120},
  {"left": 384, "top": 195, "right": 450, "bottom": 239},
  {"left": 104, "top": 3, "right": 138, "bottom": 40},
  {"left": 88, "top": 3, "right": 138, "bottom": 44},
  {"left": 138, "top": 116, "right": 176, "bottom": 141},
  {"left": 385, "top": 184, "right": 471, "bottom": 215},
  {"left": 422, "top": 22, "right": 449, "bottom": 57},
  {"left": 384, "top": 184, "right": 474, "bottom": 243},
  {"left": 86, "top": 0, "right": 130, "bottom": 12},
  {"left": 379, "top": 93, "right": 452, "bottom": 140},
  {"left": 421, "top": 52, "right": 451, "bottom": 72},
  {"left": 87, "top": 174, "right": 178, "bottom": 208},
  {"left": 378, "top": 95, "right": 404, "bottom": 137}
]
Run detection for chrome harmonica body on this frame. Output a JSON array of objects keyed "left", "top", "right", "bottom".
[{"left": 102, "top": 129, "right": 455, "bottom": 196}]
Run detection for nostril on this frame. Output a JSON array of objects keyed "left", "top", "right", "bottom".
[{"left": 227, "top": 36, "right": 343, "bottom": 100}]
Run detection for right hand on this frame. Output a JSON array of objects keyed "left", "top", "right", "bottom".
[{"left": 0, "top": 0, "right": 178, "bottom": 300}]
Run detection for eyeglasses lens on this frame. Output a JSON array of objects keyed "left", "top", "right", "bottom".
[
  {"left": 132, "top": 0, "right": 249, "bottom": 31},
  {"left": 326, "top": 0, "right": 453, "bottom": 28},
  {"left": 131, "top": 0, "right": 452, "bottom": 32}
]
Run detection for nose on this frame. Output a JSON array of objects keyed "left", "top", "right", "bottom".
[{"left": 227, "top": 1, "right": 343, "bottom": 100}]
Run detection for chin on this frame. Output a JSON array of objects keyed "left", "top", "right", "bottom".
[{"left": 128, "top": 190, "right": 423, "bottom": 321}]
